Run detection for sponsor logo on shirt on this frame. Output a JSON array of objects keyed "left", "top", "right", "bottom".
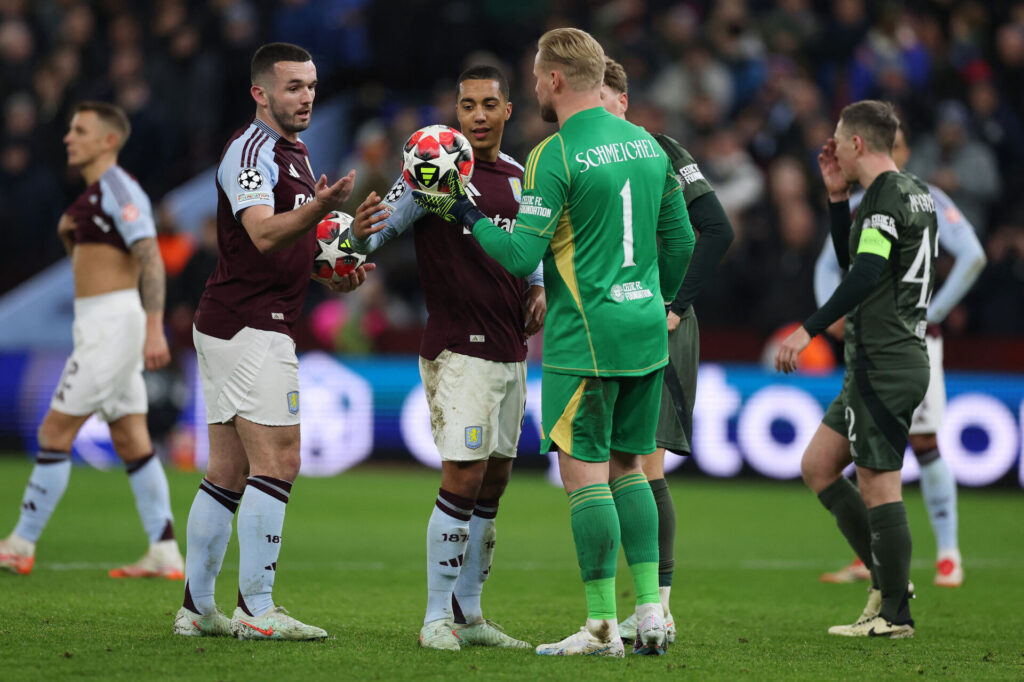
[
  {"left": 491, "top": 214, "right": 517, "bottom": 233},
  {"left": 610, "top": 280, "right": 653, "bottom": 302},
  {"left": 238, "top": 168, "right": 264, "bottom": 190},
  {"left": 470, "top": 335, "right": 485, "bottom": 342},
  {"left": 272, "top": 312, "right": 284, "bottom": 320},
  {"left": 678, "top": 163, "right": 705, "bottom": 186},
  {"left": 519, "top": 194, "right": 551, "bottom": 218},
  {"left": 293, "top": 193, "right": 313, "bottom": 209},
  {"left": 288, "top": 163, "right": 301, "bottom": 178},
  {"left": 863, "top": 213, "right": 897, "bottom": 239},
  {"left": 575, "top": 138, "right": 660, "bottom": 173},
  {"left": 237, "top": 191, "right": 272, "bottom": 203},
  {"left": 908, "top": 193, "right": 936, "bottom": 214},
  {"left": 465, "top": 426, "right": 483, "bottom": 449}
]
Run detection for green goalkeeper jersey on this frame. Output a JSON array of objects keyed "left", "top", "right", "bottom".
[
  {"left": 845, "top": 170, "right": 938, "bottom": 370},
  {"left": 470, "top": 106, "right": 694, "bottom": 377}
]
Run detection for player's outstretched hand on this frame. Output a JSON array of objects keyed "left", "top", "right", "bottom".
[
  {"left": 818, "top": 139, "right": 850, "bottom": 202},
  {"left": 523, "top": 285, "right": 546, "bottom": 338},
  {"left": 143, "top": 332, "right": 171, "bottom": 371},
  {"left": 774, "top": 325, "right": 811, "bottom": 374},
  {"left": 315, "top": 169, "right": 357, "bottom": 212},
  {"left": 353, "top": 191, "right": 391, "bottom": 239},
  {"left": 412, "top": 170, "right": 478, "bottom": 226},
  {"left": 327, "top": 262, "right": 376, "bottom": 293}
]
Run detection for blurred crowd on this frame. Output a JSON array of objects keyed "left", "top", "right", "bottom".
[{"left": 2, "top": 0, "right": 1023, "bottom": 359}]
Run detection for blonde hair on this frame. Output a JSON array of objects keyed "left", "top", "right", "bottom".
[
  {"left": 537, "top": 28, "right": 605, "bottom": 91},
  {"left": 603, "top": 57, "right": 628, "bottom": 94}
]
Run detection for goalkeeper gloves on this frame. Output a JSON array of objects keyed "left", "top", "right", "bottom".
[{"left": 412, "top": 170, "right": 486, "bottom": 228}]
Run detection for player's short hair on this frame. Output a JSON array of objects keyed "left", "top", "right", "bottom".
[
  {"left": 537, "top": 27, "right": 605, "bottom": 91},
  {"left": 457, "top": 65, "right": 510, "bottom": 101},
  {"left": 603, "top": 57, "right": 628, "bottom": 94},
  {"left": 251, "top": 42, "right": 312, "bottom": 85},
  {"left": 839, "top": 100, "right": 900, "bottom": 154},
  {"left": 72, "top": 101, "right": 131, "bottom": 149}
]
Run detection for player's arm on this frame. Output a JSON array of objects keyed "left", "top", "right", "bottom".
[
  {"left": 350, "top": 177, "right": 425, "bottom": 254},
  {"left": 414, "top": 138, "right": 566, "bottom": 278},
  {"left": 129, "top": 237, "right": 171, "bottom": 370},
  {"left": 669, "top": 191, "right": 733, "bottom": 315},
  {"left": 240, "top": 171, "right": 356, "bottom": 254},
  {"left": 655, "top": 169, "right": 695, "bottom": 305},
  {"left": 927, "top": 187, "right": 987, "bottom": 323},
  {"left": 819, "top": 138, "right": 854, "bottom": 269},
  {"left": 776, "top": 223, "right": 891, "bottom": 372},
  {"left": 102, "top": 178, "right": 170, "bottom": 370}
]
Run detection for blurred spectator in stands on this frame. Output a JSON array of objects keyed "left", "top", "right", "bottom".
[
  {"left": 338, "top": 119, "right": 394, "bottom": 215},
  {"left": 706, "top": 0, "right": 767, "bottom": 112},
  {"left": 994, "top": 21, "right": 1024, "bottom": 119},
  {"left": 968, "top": 77, "right": 1024, "bottom": 190},
  {"left": 906, "top": 99, "right": 1001, "bottom": 235},
  {"left": 698, "top": 127, "right": 764, "bottom": 242},
  {"left": 967, "top": 222, "right": 1024, "bottom": 334},
  {"left": 0, "top": 18, "right": 35, "bottom": 94},
  {"left": 649, "top": 41, "right": 734, "bottom": 125},
  {"left": 0, "top": 138, "right": 62, "bottom": 291}
]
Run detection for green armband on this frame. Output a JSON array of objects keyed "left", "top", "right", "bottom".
[{"left": 857, "top": 228, "right": 892, "bottom": 259}]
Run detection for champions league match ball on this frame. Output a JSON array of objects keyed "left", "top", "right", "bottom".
[
  {"left": 311, "top": 211, "right": 366, "bottom": 286},
  {"left": 401, "top": 124, "right": 474, "bottom": 196}
]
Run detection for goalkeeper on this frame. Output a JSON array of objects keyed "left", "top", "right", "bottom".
[{"left": 416, "top": 27, "right": 694, "bottom": 657}]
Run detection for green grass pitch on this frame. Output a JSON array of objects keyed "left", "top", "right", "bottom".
[{"left": 1, "top": 456, "right": 1022, "bottom": 680}]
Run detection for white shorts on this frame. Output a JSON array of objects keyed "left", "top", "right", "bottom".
[
  {"left": 419, "top": 350, "right": 526, "bottom": 462},
  {"left": 50, "top": 289, "right": 147, "bottom": 423},
  {"left": 193, "top": 326, "right": 300, "bottom": 426},
  {"left": 910, "top": 335, "right": 946, "bottom": 435}
]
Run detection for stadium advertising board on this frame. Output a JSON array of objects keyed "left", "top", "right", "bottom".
[{"left": 1, "top": 351, "right": 1021, "bottom": 488}]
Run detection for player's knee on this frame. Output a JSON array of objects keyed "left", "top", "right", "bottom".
[{"left": 37, "top": 417, "right": 73, "bottom": 452}]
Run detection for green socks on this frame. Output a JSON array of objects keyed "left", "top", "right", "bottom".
[
  {"left": 648, "top": 477, "right": 676, "bottom": 587},
  {"left": 611, "top": 473, "right": 660, "bottom": 606},
  {"left": 568, "top": 484, "right": 620, "bottom": 620},
  {"left": 868, "top": 502, "right": 913, "bottom": 624},
  {"left": 818, "top": 476, "right": 877, "bottom": 587}
]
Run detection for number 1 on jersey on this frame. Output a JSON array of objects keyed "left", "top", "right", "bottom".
[{"left": 620, "top": 179, "right": 635, "bottom": 267}]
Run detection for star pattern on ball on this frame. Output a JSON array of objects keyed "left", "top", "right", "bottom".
[{"left": 315, "top": 233, "right": 347, "bottom": 268}]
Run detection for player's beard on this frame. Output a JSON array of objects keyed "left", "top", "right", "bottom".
[
  {"left": 269, "top": 96, "right": 311, "bottom": 134},
  {"left": 539, "top": 100, "right": 558, "bottom": 123}
]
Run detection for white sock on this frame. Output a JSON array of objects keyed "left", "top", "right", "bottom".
[
  {"left": 424, "top": 488, "right": 473, "bottom": 624},
  {"left": 183, "top": 478, "right": 241, "bottom": 615},
  {"left": 659, "top": 585, "right": 672, "bottom": 616},
  {"left": 126, "top": 454, "right": 175, "bottom": 544},
  {"left": 237, "top": 476, "right": 292, "bottom": 617},
  {"left": 453, "top": 500, "right": 498, "bottom": 624},
  {"left": 13, "top": 451, "right": 72, "bottom": 544},
  {"left": 919, "top": 453, "right": 959, "bottom": 553}
]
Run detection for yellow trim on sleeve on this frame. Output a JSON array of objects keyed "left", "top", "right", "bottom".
[{"left": 857, "top": 228, "right": 892, "bottom": 259}]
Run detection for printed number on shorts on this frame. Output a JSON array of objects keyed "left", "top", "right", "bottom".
[
  {"left": 845, "top": 406, "right": 857, "bottom": 442},
  {"left": 265, "top": 534, "right": 281, "bottom": 543},
  {"left": 442, "top": 533, "right": 469, "bottom": 542}
]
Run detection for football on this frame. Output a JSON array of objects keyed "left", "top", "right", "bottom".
[
  {"left": 401, "top": 124, "right": 474, "bottom": 196},
  {"left": 311, "top": 211, "right": 366, "bottom": 286}
]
